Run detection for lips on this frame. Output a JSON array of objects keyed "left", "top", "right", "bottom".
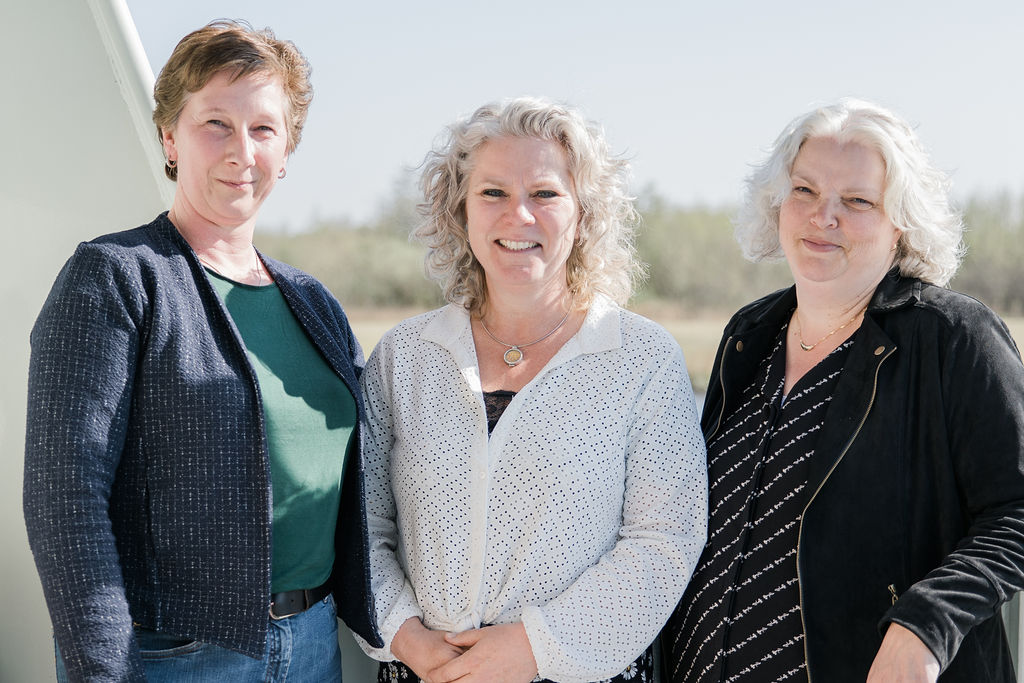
[
  {"left": 802, "top": 237, "right": 841, "bottom": 252},
  {"left": 498, "top": 239, "right": 539, "bottom": 251}
]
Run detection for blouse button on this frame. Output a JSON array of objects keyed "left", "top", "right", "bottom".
[
  {"left": 735, "top": 340, "right": 744, "bottom": 352},
  {"left": 874, "top": 346, "right": 885, "bottom": 356}
]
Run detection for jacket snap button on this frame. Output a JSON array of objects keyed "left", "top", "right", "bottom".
[
  {"left": 874, "top": 345, "right": 885, "bottom": 355},
  {"left": 736, "top": 340, "right": 744, "bottom": 352}
]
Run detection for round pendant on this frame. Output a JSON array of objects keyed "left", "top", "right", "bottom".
[{"left": 503, "top": 347, "right": 523, "bottom": 367}]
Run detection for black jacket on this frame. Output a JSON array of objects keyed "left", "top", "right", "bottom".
[
  {"left": 698, "top": 271, "right": 1024, "bottom": 682},
  {"left": 25, "top": 214, "right": 383, "bottom": 682}
]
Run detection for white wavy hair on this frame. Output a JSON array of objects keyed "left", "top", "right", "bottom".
[
  {"left": 414, "top": 97, "right": 642, "bottom": 314},
  {"left": 736, "top": 98, "right": 964, "bottom": 286}
]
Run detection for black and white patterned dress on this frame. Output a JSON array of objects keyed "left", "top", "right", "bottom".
[{"left": 663, "top": 326, "right": 853, "bottom": 683}]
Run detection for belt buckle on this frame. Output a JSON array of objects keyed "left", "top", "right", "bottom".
[
  {"left": 269, "top": 589, "right": 309, "bottom": 621},
  {"left": 269, "top": 604, "right": 299, "bottom": 621}
]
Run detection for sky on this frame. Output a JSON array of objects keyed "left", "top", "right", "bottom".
[{"left": 126, "top": 0, "right": 1024, "bottom": 232}]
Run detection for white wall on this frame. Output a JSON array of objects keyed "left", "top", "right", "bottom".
[
  {"left": 2, "top": 1, "right": 168, "bottom": 680},
  {"left": 0, "top": 1, "right": 376, "bottom": 680}
]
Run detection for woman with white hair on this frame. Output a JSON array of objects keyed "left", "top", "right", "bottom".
[
  {"left": 661, "top": 99, "right": 1024, "bottom": 682},
  {"left": 357, "top": 97, "right": 708, "bottom": 682}
]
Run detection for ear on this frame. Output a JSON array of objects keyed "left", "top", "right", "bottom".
[{"left": 161, "top": 127, "right": 177, "bottom": 162}]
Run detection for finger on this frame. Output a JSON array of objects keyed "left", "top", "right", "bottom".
[
  {"left": 429, "top": 649, "right": 475, "bottom": 683},
  {"left": 444, "top": 628, "right": 483, "bottom": 647}
]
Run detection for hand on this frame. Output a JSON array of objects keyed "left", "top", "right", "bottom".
[
  {"left": 866, "top": 622, "right": 940, "bottom": 683},
  {"left": 391, "top": 617, "right": 465, "bottom": 683},
  {"left": 428, "top": 623, "right": 538, "bottom": 683}
]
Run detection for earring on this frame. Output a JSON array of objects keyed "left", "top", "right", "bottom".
[
  {"left": 167, "top": 159, "right": 177, "bottom": 168},
  {"left": 278, "top": 168, "right": 287, "bottom": 179}
]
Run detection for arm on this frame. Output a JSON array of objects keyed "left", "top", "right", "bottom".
[
  {"left": 881, "top": 305, "right": 1024, "bottom": 670},
  {"left": 355, "top": 339, "right": 458, "bottom": 673},
  {"left": 23, "top": 244, "right": 145, "bottom": 681},
  {"left": 866, "top": 623, "right": 940, "bottom": 683},
  {"left": 519, "top": 347, "right": 708, "bottom": 681}
]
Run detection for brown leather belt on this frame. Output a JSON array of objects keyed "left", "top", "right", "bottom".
[{"left": 269, "top": 581, "right": 332, "bottom": 620}]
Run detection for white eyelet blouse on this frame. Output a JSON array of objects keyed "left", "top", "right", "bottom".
[{"left": 356, "top": 296, "right": 708, "bottom": 682}]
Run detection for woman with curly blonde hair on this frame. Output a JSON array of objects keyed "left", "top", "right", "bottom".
[{"left": 357, "top": 97, "right": 708, "bottom": 682}]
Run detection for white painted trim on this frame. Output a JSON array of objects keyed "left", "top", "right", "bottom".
[
  {"left": 1017, "top": 592, "right": 1024, "bottom": 682},
  {"left": 85, "top": 0, "right": 174, "bottom": 206}
]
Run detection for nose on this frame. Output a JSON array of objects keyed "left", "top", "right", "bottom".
[
  {"left": 507, "top": 195, "right": 535, "bottom": 225},
  {"left": 227, "top": 132, "right": 256, "bottom": 166},
  {"left": 810, "top": 195, "right": 839, "bottom": 230}
]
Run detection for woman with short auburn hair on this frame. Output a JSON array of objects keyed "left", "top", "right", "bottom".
[{"left": 25, "top": 20, "right": 380, "bottom": 681}]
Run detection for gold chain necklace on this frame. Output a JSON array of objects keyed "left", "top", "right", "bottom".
[
  {"left": 794, "top": 306, "right": 866, "bottom": 352},
  {"left": 479, "top": 310, "right": 571, "bottom": 367}
]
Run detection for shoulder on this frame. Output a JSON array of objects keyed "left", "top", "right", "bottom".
[
  {"left": 583, "top": 300, "right": 688, "bottom": 384},
  {"left": 363, "top": 306, "right": 455, "bottom": 388},
  {"left": 726, "top": 286, "right": 794, "bottom": 331},
  {"left": 376, "top": 306, "right": 457, "bottom": 352},
  {"left": 260, "top": 253, "right": 353, "bottom": 327},
  {"left": 71, "top": 214, "right": 181, "bottom": 271},
  {"left": 883, "top": 278, "right": 1013, "bottom": 340},
  {"left": 881, "top": 279, "right": 1021, "bottom": 365},
  {"left": 43, "top": 215, "right": 182, "bottom": 309},
  {"left": 261, "top": 253, "right": 333, "bottom": 299},
  {"left": 913, "top": 282, "right": 1008, "bottom": 330},
  {"left": 616, "top": 307, "right": 683, "bottom": 359}
]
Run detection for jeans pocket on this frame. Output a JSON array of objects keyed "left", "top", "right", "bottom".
[{"left": 135, "top": 627, "right": 204, "bottom": 660}]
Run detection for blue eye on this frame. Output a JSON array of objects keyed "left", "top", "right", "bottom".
[
  {"left": 534, "top": 190, "right": 558, "bottom": 199},
  {"left": 482, "top": 189, "right": 506, "bottom": 197}
]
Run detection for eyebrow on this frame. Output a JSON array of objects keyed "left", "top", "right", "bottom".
[
  {"left": 471, "top": 173, "right": 569, "bottom": 186},
  {"left": 789, "top": 171, "right": 882, "bottom": 198}
]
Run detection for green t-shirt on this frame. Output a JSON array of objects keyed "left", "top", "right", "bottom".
[{"left": 207, "top": 269, "right": 355, "bottom": 593}]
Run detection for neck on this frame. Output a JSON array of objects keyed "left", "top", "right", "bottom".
[
  {"left": 168, "top": 200, "right": 258, "bottom": 256},
  {"left": 168, "top": 206, "right": 261, "bottom": 277},
  {"left": 478, "top": 284, "right": 573, "bottom": 340}
]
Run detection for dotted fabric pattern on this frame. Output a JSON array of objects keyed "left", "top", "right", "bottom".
[{"left": 357, "top": 296, "right": 708, "bottom": 682}]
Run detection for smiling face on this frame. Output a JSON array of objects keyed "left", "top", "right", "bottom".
[
  {"left": 465, "top": 136, "right": 580, "bottom": 301},
  {"left": 162, "top": 70, "right": 289, "bottom": 232},
  {"left": 779, "top": 136, "right": 900, "bottom": 298}
]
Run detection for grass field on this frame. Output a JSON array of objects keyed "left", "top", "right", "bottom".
[{"left": 347, "top": 307, "right": 1024, "bottom": 394}]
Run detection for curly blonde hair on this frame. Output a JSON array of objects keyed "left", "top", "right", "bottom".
[
  {"left": 736, "top": 98, "right": 964, "bottom": 286},
  {"left": 415, "top": 97, "right": 643, "bottom": 314}
]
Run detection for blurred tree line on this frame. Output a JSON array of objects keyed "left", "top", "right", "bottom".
[{"left": 258, "top": 189, "right": 1024, "bottom": 315}]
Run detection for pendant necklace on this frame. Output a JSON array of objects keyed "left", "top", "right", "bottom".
[
  {"left": 479, "top": 309, "right": 571, "bottom": 367},
  {"left": 199, "top": 246, "right": 263, "bottom": 286},
  {"left": 794, "top": 306, "right": 867, "bottom": 352}
]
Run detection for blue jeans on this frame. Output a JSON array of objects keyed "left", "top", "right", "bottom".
[{"left": 57, "top": 594, "right": 342, "bottom": 682}]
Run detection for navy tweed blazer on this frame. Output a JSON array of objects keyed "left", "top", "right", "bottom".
[{"left": 24, "top": 213, "right": 382, "bottom": 681}]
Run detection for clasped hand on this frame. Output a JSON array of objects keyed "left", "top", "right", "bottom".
[{"left": 393, "top": 618, "right": 538, "bottom": 683}]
